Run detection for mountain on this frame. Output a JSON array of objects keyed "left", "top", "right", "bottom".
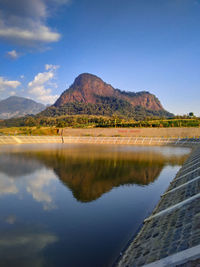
[
  {"left": 0, "top": 96, "right": 46, "bottom": 119},
  {"left": 41, "top": 73, "right": 173, "bottom": 119},
  {"left": 55, "top": 73, "right": 162, "bottom": 110}
]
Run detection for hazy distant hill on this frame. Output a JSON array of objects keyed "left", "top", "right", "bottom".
[
  {"left": 0, "top": 96, "right": 46, "bottom": 119},
  {"left": 41, "top": 73, "right": 173, "bottom": 119}
]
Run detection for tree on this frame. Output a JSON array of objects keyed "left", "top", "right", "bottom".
[{"left": 189, "top": 112, "right": 194, "bottom": 117}]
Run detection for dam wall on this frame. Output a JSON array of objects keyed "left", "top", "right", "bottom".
[{"left": 0, "top": 136, "right": 200, "bottom": 146}]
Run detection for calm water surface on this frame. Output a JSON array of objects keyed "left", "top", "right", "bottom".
[{"left": 0, "top": 144, "right": 190, "bottom": 267}]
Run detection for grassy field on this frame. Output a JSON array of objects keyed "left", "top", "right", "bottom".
[{"left": 0, "top": 126, "right": 59, "bottom": 136}]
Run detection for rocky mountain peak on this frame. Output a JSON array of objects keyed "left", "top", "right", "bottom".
[
  {"left": 40, "top": 73, "right": 174, "bottom": 119},
  {"left": 54, "top": 73, "right": 115, "bottom": 107},
  {"left": 54, "top": 73, "right": 163, "bottom": 111},
  {"left": 73, "top": 73, "right": 104, "bottom": 85}
]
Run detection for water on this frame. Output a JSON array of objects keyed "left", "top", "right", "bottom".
[{"left": 0, "top": 144, "right": 190, "bottom": 267}]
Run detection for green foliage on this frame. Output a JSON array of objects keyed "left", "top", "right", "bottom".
[
  {"left": 40, "top": 98, "right": 173, "bottom": 120},
  {"left": 189, "top": 112, "right": 194, "bottom": 117},
  {"left": 0, "top": 114, "right": 200, "bottom": 129}
]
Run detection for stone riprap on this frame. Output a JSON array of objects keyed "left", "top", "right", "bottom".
[
  {"left": 117, "top": 147, "right": 200, "bottom": 267},
  {"left": 155, "top": 178, "right": 200, "bottom": 213}
]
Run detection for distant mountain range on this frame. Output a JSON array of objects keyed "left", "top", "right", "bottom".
[
  {"left": 0, "top": 96, "right": 46, "bottom": 119},
  {"left": 41, "top": 73, "right": 173, "bottom": 119}
]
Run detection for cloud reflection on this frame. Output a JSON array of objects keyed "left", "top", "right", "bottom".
[
  {"left": 0, "top": 175, "right": 18, "bottom": 196},
  {"left": 0, "top": 168, "right": 57, "bottom": 210},
  {"left": 0, "top": 227, "right": 58, "bottom": 267},
  {"left": 5, "top": 215, "right": 16, "bottom": 225},
  {"left": 26, "top": 169, "right": 57, "bottom": 210}
]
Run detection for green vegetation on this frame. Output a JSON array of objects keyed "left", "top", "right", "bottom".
[
  {"left": 41, "top": 100, "right": 173, "bottom": 119},
  {"left": 0, "top": 114, "right": 200, "bottom": 131}
]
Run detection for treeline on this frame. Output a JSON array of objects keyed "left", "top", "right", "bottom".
[
  {"left": 0, "top": 115, "right": 200, "bottom": 128},
  {"left": 40, "top": 101, "right": 173, "bottom": 120}
]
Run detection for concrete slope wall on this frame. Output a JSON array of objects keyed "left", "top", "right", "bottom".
[{"left": 0, "top": 136, "right": 199, "bottom": 146}]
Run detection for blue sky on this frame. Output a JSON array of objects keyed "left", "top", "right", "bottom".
[{"left": 0, "top": 0, "right": 200, "bottom": 115}]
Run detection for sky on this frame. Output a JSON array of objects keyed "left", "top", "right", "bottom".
[{"left": 0, "top": 0, "right": 200, "bottom": 115}]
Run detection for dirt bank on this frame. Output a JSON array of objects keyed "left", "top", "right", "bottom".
[{"left": 61, "top": 127, "right": 200, "bottom": 138}]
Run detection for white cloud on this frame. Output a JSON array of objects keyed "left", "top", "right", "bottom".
[
  {"left": 0, "top": 24, "right": 61, "bottom": 45},
  {"left": 0, "top": 64, "right": 60, "bottom": 103},
  {"left": 45, "top": 64, "right": 59, "bottom": 71},
  {"left": 0, "top": 77, "right": 21, "bottom": 92},
  {"left": 6, "top": 49, "right": 19, "bottom": 59},
  {"left": 0, "top": 0, "right": 69, "bottom": 47},
  {"left": 28, "top": 72, "right": 54, "bottom": 88},
  {"left": 52, "top": 0, "right": 71, "bottom": 4},
  {"left": 28, "top": 65, "right": 59, "bottom": 104},
  {"left": 34, "top": 93, "right": 59, "bottom": 104},
  {"left": 9, "top": 91, "right": 17, "bottom": 96}
]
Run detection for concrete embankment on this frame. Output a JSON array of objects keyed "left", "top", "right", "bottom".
[
  {"left": 117, "top": 147, "right": 200, "bottom": 267},
  {"left": 0, "top": 136, "right": 200, "bottom": 146},
  {"left": 60, "top": 127, "right": 200, "bottom": 138}
]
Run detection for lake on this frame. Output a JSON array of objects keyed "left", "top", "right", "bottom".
[{"left": 0, "top": 144, "right": 190, "bottom": 267}]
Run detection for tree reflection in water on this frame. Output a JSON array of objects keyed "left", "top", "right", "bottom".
[{"left": 0, "top": 144, "right": 189, "bottom": 202}]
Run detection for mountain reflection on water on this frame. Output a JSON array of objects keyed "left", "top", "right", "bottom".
[
  {"left": 0, "top": 144, "right": 189, "bottom": 202},
  {"left": 0, "top": 144, "right": 190, "bottom": 267}
]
